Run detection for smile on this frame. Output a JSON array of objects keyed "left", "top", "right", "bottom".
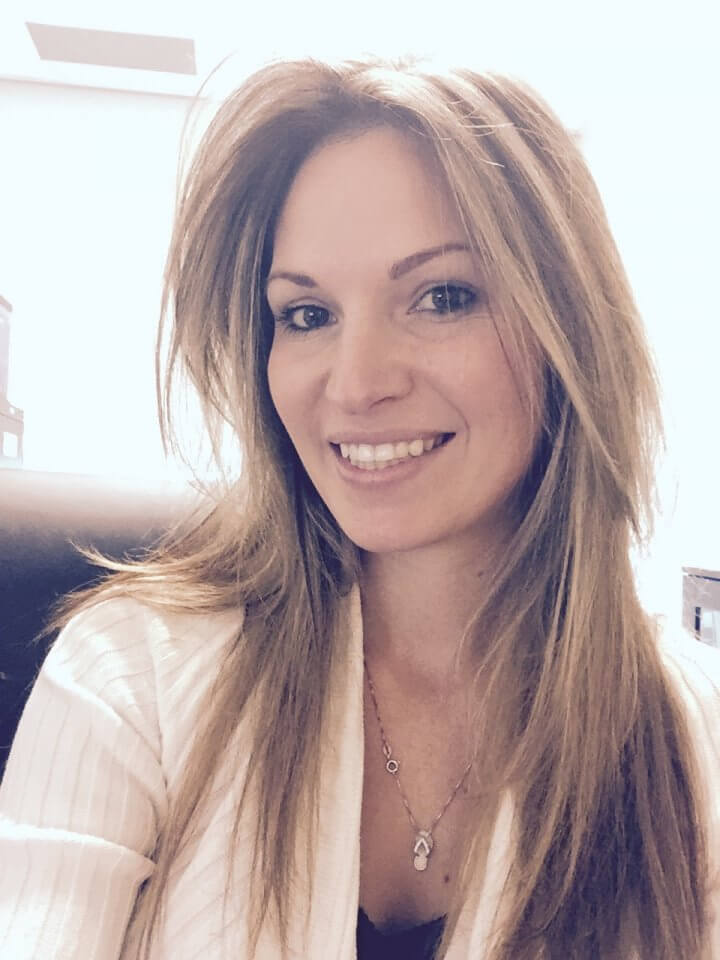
[{"left": 334, "top": 433, "right": 453, "bottom": 470}]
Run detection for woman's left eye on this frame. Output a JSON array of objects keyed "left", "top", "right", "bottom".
[{"left": 412, "top": 284, "right": 482, "bottom": 316}]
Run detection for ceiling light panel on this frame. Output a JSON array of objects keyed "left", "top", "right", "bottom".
[{"left": 26, "top": 21, "right": 196, "bottom": 75}]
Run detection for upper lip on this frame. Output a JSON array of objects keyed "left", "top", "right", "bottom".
[{"left": 326, "top": 430, "right": 453, "bottom": 445}]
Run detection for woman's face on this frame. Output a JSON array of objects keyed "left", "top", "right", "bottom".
[{"left": 266, "top": 126, "right": 539, "bottom": 556}]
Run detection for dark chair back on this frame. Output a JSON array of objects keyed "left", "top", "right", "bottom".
[{"left": 0, "top": 469, "right": 188, "bottom": 780}]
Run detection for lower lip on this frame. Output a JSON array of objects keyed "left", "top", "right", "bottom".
[{"left": 331, "top": 438, "right": 452, "bottom": 487}]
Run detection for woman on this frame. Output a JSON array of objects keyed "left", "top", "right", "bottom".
[{"left": 1, "top": 53, "right": 719, "bottom": 959}]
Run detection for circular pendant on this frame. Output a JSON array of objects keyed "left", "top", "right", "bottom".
[{"left": 385, "top": 758, "right": 399, "bottom": 774}]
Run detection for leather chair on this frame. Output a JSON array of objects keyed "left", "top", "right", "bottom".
[{"left": 0, "top": 469, "right": 188, "bottom": 780}]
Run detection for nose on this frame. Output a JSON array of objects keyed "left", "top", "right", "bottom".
[{"left": 324, "top": 318, "right": 413, "bottom": 414}]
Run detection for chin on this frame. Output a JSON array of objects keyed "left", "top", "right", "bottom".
[{"left": 339, "top": 521, "right": 444, "bottom": 556}]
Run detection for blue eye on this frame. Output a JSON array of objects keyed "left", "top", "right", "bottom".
[
  {"left": 275, "top": 304, "right": 332, "bottom": 333},
  {"left": 413, "top": 284, "right": 480, "bottom": 315}
]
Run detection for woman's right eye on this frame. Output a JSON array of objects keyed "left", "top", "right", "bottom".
[{"left": 275, "top": 305, "right": 332, "bottom": 333}]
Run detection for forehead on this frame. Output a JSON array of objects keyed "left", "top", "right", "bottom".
[{"left": 270, "top": 127, "right": 464, "bottom": 272}]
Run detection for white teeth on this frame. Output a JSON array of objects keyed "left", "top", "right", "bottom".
[
  {"left": 336, "top": 434, "right": 448, "bottom": 469},
  {"left": 374, "top": 443, "right": 395, "bottom": 462}
]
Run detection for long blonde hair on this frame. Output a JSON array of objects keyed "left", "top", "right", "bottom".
[{"left": 50, "top": 54, "right": 710, "bottom": 958}]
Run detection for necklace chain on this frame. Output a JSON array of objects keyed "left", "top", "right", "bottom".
[{"left": 363, "top": 657, "right": 473, "bottom": 871}]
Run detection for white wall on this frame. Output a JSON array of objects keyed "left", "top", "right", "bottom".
[
  {"left": 0, "top": 79, "right": 189, "bottom": 484},
  {"left": 573, "top": 57, "right": 720, "bottom": 626},
  {"left": 0, "top": 40, "right": 718, "bottom": 624}
]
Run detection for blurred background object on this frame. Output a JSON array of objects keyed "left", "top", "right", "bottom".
[
  {"left": 0, "top": 297, "right": 24, "bottom": 468},
  {"left": 683, "top": 568, "right": 720, "bottom": 648},
  {"left": 0, "top": 467, "right": 192, "bottom": 779}
]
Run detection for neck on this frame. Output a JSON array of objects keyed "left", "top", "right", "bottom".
[{"left": 359, "top": 539, "right": 499, "bottom": 698}]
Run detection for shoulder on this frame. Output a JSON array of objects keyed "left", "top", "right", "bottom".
[
  {"left": 656, "top": 623, "right": 720, "bottom": 737},
  {"left": 44, "top": 592, "right": 246, "bottom": 777},
  {"left": 0, "top": 593, "right": 246, "bottom": 959},
  {"left": 657, "top": 622, "right": 720, "bottom": 772},
  {"left": 656, "top": 624, "right": 720, "bottom": 884},
  {"left": 48, "top": 592, "right": 245, "bottom": 695}
]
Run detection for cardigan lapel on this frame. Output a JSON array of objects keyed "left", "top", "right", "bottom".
[
  {"left": 448, "top": 787, "right": 516, "bottom": 957},
  {"left": 299, "top": 585, "right": 365, "bottom": 958}
]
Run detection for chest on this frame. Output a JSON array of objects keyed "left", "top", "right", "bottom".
[{"left": 358, "top": 682, "right": 481, "bottom": 933}]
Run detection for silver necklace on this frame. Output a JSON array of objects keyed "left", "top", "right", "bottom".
[{"left": 363, "top": 657, "right": 473, "bottom": 872}]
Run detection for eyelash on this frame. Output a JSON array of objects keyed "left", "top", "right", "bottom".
[{"left": 273, "top": 283, "right": 483, "bottom": 334}]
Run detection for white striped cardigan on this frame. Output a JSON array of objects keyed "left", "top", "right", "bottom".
[{"left": 2, "top": 586, "right": 720, "bottom": 958}]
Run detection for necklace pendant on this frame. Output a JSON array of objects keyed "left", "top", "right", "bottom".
[{"left": 412, "top": 830, "right": 434, "bottom": 872}]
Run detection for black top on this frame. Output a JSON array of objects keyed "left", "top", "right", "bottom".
[{"left": 356, "top": 906, "right": 446, "bottom": 959}]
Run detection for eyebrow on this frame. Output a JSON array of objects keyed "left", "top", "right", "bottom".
[{"left": 265, "top": 242, "right": 472, "bottom": 291}]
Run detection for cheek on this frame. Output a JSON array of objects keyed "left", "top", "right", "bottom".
[
  {"left": 453, "top": 342, "right": 538, "bottom": 457},
  {"left": 266, "top": 345, "right": 318, "bottom": 453},
  {"left": 494, "top": 373, "right": 543, "bottom": 480}
]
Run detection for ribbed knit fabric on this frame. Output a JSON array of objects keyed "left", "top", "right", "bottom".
[{"left": 1, "top": 589, "right": 720, "bottom": 958}]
